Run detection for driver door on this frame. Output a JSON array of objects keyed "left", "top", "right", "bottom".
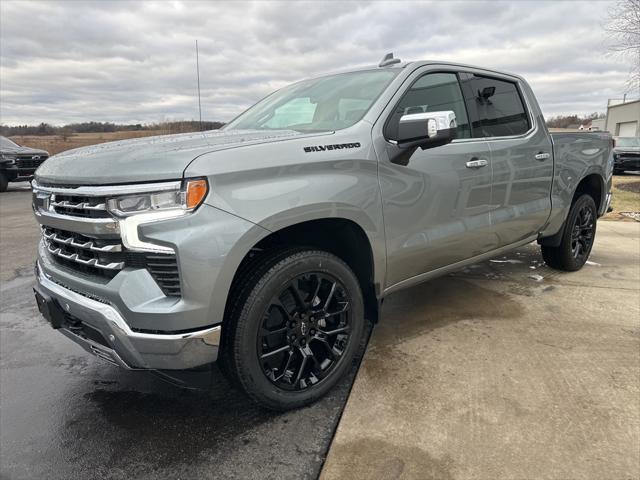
[{"left": 374, "top": 70, "right": 497, "bottom": 288}]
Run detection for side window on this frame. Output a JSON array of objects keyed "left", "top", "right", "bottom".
[
  {"left": 385, "top": 73, "right": 471, "bottom": 141},
  {"left": 462, "top": 75, "right": 530, "bottom": 137}
]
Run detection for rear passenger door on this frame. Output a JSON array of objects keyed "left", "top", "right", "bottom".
[{"left": 459, "top": 73, "right": 553, "bottom": 246}]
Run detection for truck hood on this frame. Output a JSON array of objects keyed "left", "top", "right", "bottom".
[
  {"left": 34, "top": 129, "right": 308, "bottom": 185},
  {"left": 1, "top": 144, "right": 49, "bottom": 156}
]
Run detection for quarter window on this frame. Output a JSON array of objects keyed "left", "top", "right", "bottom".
[
  {"left": 462, "top": 75, "right": 530, "bottom": 137},
  {"left": 385, "top": 73, "right": 471, "bottom": 140}
]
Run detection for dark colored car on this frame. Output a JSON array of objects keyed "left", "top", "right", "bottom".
[
  {"left": 0, "top": 136, "right": 49, "bottom": 192},
  {"left": 613, "top": 137, "right": 640, "bottom": 174}
]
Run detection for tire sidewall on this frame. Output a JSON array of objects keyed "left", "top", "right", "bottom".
[
  {"left": 234, "top": 251, "right": 365, "bottom": 409},
  {"left": 560, "top": 194, "right": 597, "bottom": 271}
]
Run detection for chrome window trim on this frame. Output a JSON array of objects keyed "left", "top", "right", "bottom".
[
  {"left": 378, "top": 64, "right": 539, "bottom": 148},
  {"left": 32, "top": 180, "right": 182, "bottom": 196}
]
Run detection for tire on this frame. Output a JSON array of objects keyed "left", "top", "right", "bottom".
[
  {"left": 0, "top": 172, "right": 7, "bottom": 193},
  {"left": 221, "top": 248, "right": 365, "bottom": 411},
  {"left": 541, "top": 194, "right": 597, "bottom": 271}
]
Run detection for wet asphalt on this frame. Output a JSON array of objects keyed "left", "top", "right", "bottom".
[{"left": 0, "top": 184, "right": 363, "bottom": 480}]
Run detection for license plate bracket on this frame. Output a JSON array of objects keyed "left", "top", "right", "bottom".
[{"left": 33, "top": 287, "right": 66, "bottom": 329}]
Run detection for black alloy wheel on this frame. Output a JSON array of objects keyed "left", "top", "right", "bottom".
[
  {"left": 258, "top": 272, "right": 352, "bottom": 391},
  {"left": 220, "top": 248, "right": 365, "bottom": 410},
  {"left": 570, "top": 203, "right": 595, "bottom": 262},
  {"left": 541, "top": 194, "right": 598, "bottom": 271}
]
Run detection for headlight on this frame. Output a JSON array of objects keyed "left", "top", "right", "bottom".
[{"left": 107, "top": 178, "right": 208, "bottom": 217}]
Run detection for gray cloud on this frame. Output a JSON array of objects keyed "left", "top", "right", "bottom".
[{"left": 0, "top": 0, "right": 633, "bottom": 125}]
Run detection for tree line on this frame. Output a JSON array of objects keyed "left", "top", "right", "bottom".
[
  {"left": 0, "top": 121, "right": 225, "bottom": 137},
  {"left": 545, "top": 113, "right": 605, "bottom": 129},
  {"left": 1, "top": 114, "right": 609, "bottom": 136}
]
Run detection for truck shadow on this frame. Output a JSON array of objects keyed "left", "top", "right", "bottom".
[{"left": 56, "top": 348, "right": 361, "bottom": 479}]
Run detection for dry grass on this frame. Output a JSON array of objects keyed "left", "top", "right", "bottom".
[
  {"left": 9, "top": 130, "right": 168, "bottom": 156},
  {"left": 604, "top": 174, "right": 640, "bottom": 220}
]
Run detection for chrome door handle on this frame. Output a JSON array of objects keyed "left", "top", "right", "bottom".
[
  {"left": 535, "top": 152, "right": 550, "bottom": 161},
  {"left": 466, "top": 158, "right": 488, "bottom": 168}
]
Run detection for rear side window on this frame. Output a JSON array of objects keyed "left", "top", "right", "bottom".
[
  {"left": 385, "top": 73, "right": 471, "bottom": 140},
  {"left": 462, "top": 75, "right": 530, "bottom": 137}
]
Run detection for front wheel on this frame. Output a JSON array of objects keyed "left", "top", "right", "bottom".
[
  {"left": 541, "top": 194, "right": 597, "bottom": 271},
  {"left": 0, "top": 172, "right": 7, "bottom": 193},
  {"left": 221, "top": 248, "right": 365, "bottom": 411}
]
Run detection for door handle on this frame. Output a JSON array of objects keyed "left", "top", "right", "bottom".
[
  {"left": 466, "top": 158, "right": 488, "bottom": 168},
  {"left": 535, "top": 152, "right": 550, "bottom": 161}
]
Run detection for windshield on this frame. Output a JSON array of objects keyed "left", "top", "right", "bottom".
[
  {"left": 225, "top": 70, "right": 398, "bottom": 132},
  {"left": 0, "top": 137, "right": 20, "bottom": 148},
  {"left": 616, "top": 137, "right": 640, "bottom": 147}
]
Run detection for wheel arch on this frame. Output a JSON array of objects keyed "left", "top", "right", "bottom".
[
  {"left": 218, "top": 212, "right": 383, "bottom": 326},
  {"left": 540, "top": 171, "right": 606, "bottom": 247},
  {"left": 573, "top": 172, "right": 605, "bottom": 214}
]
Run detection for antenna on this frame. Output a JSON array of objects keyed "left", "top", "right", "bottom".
[
  {"left": 378, "top": 52, "right": 401, "bottom": 68},
  {"left": 196, "top": 40, "right": 203, "bottom": 130}
]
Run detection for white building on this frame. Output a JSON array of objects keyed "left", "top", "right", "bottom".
[
  {"left": 605, "top": 98, "right": 640, "bottom": 136},
  {"left": 589, "top": 118, "right": 606, "bottom": 131}
]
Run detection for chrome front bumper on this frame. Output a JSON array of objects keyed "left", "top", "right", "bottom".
[{"left": 35, "top": 262, "right": 221, "bottom": 370}]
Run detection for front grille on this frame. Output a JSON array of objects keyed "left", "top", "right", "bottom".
[
  {"left": 43, "top": 227, "right": 181, "bottom": 296},
  {"left": 50, "top": 193, "right": 111, "bottom": 218},
  {"left": 16, "top": 155, "right": 48, "bottom": 169}
]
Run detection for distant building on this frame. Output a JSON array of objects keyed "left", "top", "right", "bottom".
[
  {"left": 589, "top": 118, "right": 606, "bottom": 131},
  {"left": 605, "top": 98, "right": 640, "bottom": 136}
]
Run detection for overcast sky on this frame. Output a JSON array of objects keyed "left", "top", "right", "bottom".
[{"left": 0, "top": 0, "right": 633, "bottom": 126}]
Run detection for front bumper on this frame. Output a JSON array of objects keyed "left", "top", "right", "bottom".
[
  {"left": 34, "top": 262, "right": 221, "bottom": 370},
  {"left": 1, "top": 165, "right": 36, "bottom": 182},
  {"left": 614, "top": 155, "right": 640, "bottom": 171}
]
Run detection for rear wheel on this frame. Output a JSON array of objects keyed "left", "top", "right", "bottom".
[
  {"left": 0, "top": 172, "right": 7, "bottom": 193},
  {"left": 221, "top": 248, "right": 365, "bottom": 410},
  {"left": 541, "top": 194, "right": 597, "bottom": 271}
]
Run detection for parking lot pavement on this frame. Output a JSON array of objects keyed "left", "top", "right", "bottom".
[
  {"left": 0, "top": 185, "right": 363, "bottom": 480},
  {"left": 322, "top": 221, "right": 640, "bottom": 480}
]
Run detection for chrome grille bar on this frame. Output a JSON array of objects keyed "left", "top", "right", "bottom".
[
  {"left": 43, "top": 229, "right": 122, "bottom": 252},
  {"left": 32, "top": 180, "right": 181, "bottom": 196},
  {"left": 50, "top": 200, "right": 107, "bottom": 211},
  {"left": 46, "top": 243, "right": 124, "bottom": 270}
]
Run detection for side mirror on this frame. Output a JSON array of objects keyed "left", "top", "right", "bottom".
[
  {"left": 388, "top": 110, "right": 457, "bottom": 165},
  {"left": 397, "top": 110, "right": 457, "bottom": 148}
]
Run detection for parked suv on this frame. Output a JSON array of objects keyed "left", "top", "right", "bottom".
[
  {"left": 32, "top": 55, "right": 612, "bottom": 410},
  {"left": 0, "top": 136, "right": 49, "bottom": 192}
]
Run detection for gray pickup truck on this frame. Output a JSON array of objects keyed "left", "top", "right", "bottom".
[{"left": 32, "top": 55, "right": 612, "bottom": 410}]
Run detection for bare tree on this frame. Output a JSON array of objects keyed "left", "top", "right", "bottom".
[{"left": 605, "top": 0, "right": 640, "bottom": 94}]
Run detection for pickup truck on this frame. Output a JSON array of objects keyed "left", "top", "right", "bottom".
[
  {"left": 32, "top": 55, "right": 612, "bottom": 410},
  {"left": 1, "top": 136, "right": 49, "bottom": 192}
]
